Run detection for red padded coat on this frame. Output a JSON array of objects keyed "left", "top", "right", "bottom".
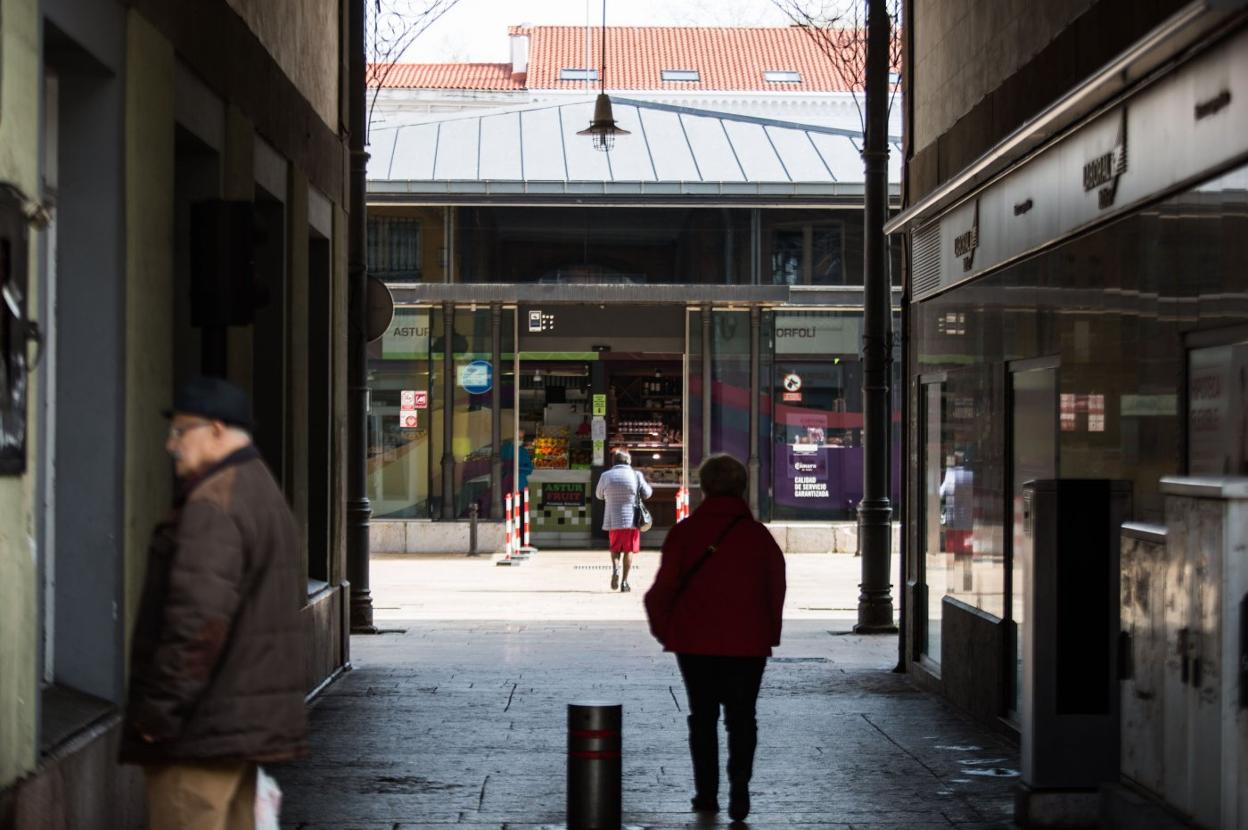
[{"left": 644, "top": 496, "right": 786, "bottom": 657}]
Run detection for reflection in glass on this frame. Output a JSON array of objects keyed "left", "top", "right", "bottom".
[
  {"left": 1187, "top": 342, "right": 1248, "bottom": 475},
  {"left": 367, "top": 306, "right": 433, "bottom": 518},
  {"left": 921, "top": 382, "right": 944, "bottom": 664},
  {"left": 1011, "top": 365, "right": 1057, "bottom": 717},
  {"left": 911, "top": 161, "right": 1248, "bottom": 672},
  {"left": 768, "top": 223, "right": 845, "bottom": 285},
  {"left": 445, "top": 308, "right": 507, "bottom": 519},
  {"left": 458, "top": 206, "right": 753, "bottom": 285},
  {"left": 710, "top": 311, "right": 751, "bottom": 466},
  {"left": 686, "top": 309, "right": 705, "bottom": 508}
]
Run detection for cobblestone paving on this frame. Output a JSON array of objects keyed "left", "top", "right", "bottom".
[{"left": 276, "top": 616, "right": 1019, "bottom": 829}]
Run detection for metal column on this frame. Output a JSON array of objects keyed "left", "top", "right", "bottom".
[
  {"left": 748, "top": 306, "right": 760, "bottom": 515},
  {"left": 345, "top": 0, "right": 375, "bottom": 632},
  {"left": 441, "top": 301, "right": 455, "bottom": 518},
  {"left": 749, "top": 210, "right": 760, "bottom": 284},
  {"left": 701, "top": 306, "right": 712, "bottom": 475},
  {"left": 490, "top": 303, "right": 502, "bottom": 520},
  {"left": 855, "top": 0, "right": 897, "bottom": 633}
]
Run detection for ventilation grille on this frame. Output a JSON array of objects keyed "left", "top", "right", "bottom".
[{"left": 911, "top": 223, "right": 942, "bottom": 300}]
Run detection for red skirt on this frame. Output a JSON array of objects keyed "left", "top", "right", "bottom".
[{"left": 609, "top": 528, "right": 640, "bottom": 553}]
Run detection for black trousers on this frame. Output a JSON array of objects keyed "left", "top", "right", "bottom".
[{"left": 675, "top": 654, "right": 767, "bottom": 801}]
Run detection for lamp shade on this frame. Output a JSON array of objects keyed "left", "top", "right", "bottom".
[{"left": 576, "top": 93, "right": 630, "bottom": 151}]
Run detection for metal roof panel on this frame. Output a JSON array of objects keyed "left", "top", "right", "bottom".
[
  {"left": 432, "top": 118, "right": 481, "bottom": 180},
  {"left": 376, "top": 97, "right": 877, "bottom": 191},
  {"left": 721, "top": 120, "right": 790, "bottom": 182},
  {"left": 520, "top": 108, "right": 568, "bottom": 180},
  {"left": 680, "top": 112, "right": 746, "bottom": 182},
  {"left": 478, "top": 111, "right": 523, "bottom": 180}
]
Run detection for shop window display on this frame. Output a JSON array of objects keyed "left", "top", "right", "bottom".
[
  {"left": 444, "top": 309, "right": 514, "bottom": 519},
  {"left": 609, "top": 368, "right": 683, "bottom": 530},
  {"left": 520, "top": 366, "right": 597, "bottom": 545},
  {"left": 367, "top": 306, "right": 433, "bottom": 518},
  {"left": 770, "top": 311, "right": 871, "bottom": 521}
]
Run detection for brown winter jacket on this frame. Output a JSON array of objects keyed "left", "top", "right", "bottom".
[{"left": 121, "top": 445, "right": 308, "bottom": 764}]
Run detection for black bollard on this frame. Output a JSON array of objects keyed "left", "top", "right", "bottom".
[{"left": 567, "top": 701, "right": 622, "bottom": 829}]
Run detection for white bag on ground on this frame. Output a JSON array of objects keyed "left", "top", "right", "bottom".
[{"left": 254, "top": 766, "right": 283, "bottom": 830}]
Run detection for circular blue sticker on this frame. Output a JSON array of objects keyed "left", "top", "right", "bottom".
[{"left": 459, "top": 360, "right": 493, "bottom": 395}]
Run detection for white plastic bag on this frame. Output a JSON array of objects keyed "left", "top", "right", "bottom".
[{"left": 254, "top": 766, "right": 283, "bottom": 830}]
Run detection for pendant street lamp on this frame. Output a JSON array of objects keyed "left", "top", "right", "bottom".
[
  {"left": 577, "top": 93, "right": 630, "bottom": 152},
  {"left": 577, "top": 0, "right": 629, "bottom": 152}
]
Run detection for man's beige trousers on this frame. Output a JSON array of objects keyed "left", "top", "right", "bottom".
[{"left": 144, "top": 761, "right": 257, "bottom": 830}]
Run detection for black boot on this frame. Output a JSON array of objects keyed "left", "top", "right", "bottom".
[
  {"left": 725, "top": 711, "right": 757, "bottom": 822},
  {"left": 687, "top": 713, "right": 719, "bottom": 811},
  {"left": 727, "top": 784, "right": 750, "bottom": 822}
]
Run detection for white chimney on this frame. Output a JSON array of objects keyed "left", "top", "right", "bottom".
[{"left": 510, "top": 29, "right": 530, "bottom": 83}]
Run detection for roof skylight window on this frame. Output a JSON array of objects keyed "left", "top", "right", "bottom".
[
  {"left": 559, "top": 68, "right": 599, "bottom": 81},
  {"left": 661, "top": 69, "right": 701, "bottom": 82},
  {"left": 764, "top": 70, "right": 802, "bottom": 83}
]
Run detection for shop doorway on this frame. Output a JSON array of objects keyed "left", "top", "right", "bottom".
[{"left": 515, "top": 304, "right": 686, "bottom": 549}]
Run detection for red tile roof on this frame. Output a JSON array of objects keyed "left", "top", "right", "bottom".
[
  {"left": 373, "top": 27, "right": 863, "bottom": 92},
  {"left": 522, "top": 26, "right": 859, "bottom": 91},
  {"left": 370, "top": 62, "right": 524, "bottom": 90}
]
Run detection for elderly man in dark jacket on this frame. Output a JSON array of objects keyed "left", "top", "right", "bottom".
[{"left": 122, "top": 376, "right": 307, "bottom": 829}]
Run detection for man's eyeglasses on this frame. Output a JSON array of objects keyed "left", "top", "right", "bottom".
[{"left": 168, "top": 422, "right": 211, "bottom": 440}]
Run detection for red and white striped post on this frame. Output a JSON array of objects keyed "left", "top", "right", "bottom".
[
  {"left": 500, "top": 492, "right": 514, "bottom": 563},
  {"left": 522, "top": 487, "right": 532, "bottom": 549},
  {"left": 513, "top": 490, "right": 523, "bottom": 555}
]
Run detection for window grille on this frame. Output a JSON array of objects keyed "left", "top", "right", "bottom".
[{"left": 367, "top": 217, "right": 422, "bottom": 281}]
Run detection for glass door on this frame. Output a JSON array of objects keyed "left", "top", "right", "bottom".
[
  {"left": 1008, "top": 358, "right": 1058, "bottom": 720},
  {"left": 918, "top": 378, "right": 946, "bottom": 667}
]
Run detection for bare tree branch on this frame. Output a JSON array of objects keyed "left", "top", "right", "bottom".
[
  {"left": 769, "top": 0, "right": 902, "bottom": 135},
  {"left": 366, "top": 0, "right": 463, "bottom": 141}
]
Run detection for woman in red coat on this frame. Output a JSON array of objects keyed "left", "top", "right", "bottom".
[{"left": 644, "top": 454, "right": 787, "bottom": 822}]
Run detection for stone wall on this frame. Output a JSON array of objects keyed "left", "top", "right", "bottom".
[
  {"left": 226, "top": 0, "right": 340, "bottom": 129},
  {"left": 906, "top": 0, "right": 1189, "bottom": 200},
  {"left": 911, "top": 0, "right": 1094, "bottom": 153}
]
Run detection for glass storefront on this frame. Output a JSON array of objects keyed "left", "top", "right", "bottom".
[
  {"left": 770, "top": 311, "right": 863, "bottom": 520},
  {"left": 368, "top": 302, "right": 906, "bottom": 530},
  {"left": 368, "top": 307, "right": 433, "bottom": 519},
  {"left": 911, "top": 162, "right": 1248, "bottom": 663},
  {"left": 367, "top": 306, "right": 515, "bottom": 520}
]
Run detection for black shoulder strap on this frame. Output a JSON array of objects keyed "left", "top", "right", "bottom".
[{"left": 674, "top": 514, "right": 748, "bottom": 600}]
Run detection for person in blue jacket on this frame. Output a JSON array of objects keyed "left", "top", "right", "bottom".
[{"left": 501, "top": 428, "right": 533, "bottom": 495}]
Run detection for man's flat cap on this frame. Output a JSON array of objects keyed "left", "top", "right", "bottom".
[{"left": 164, "top": 376, "right": 253, "bottom": 429}]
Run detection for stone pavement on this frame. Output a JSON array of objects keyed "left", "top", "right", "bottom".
[{"left": 276, "top": 552, "right": 1019, "bottom": 829}]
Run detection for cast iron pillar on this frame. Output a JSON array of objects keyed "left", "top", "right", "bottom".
[
  {"left": 855, "top": 0, "right": 897, "bottom": 634},
  {"left": 748, "top": 306, "right": 761, "bottom": 515},
  {"left": 490, "top": 303, "right": 503, "bottom": 520},
  {"left": 346, "top": 0, "right": 376, "bottom": 633},
  {"left": 701, "top": 306, "right": 712, "bottom": 476},
  {"left": 441, "top": 301, "right": 455, "bottom": 517}
]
